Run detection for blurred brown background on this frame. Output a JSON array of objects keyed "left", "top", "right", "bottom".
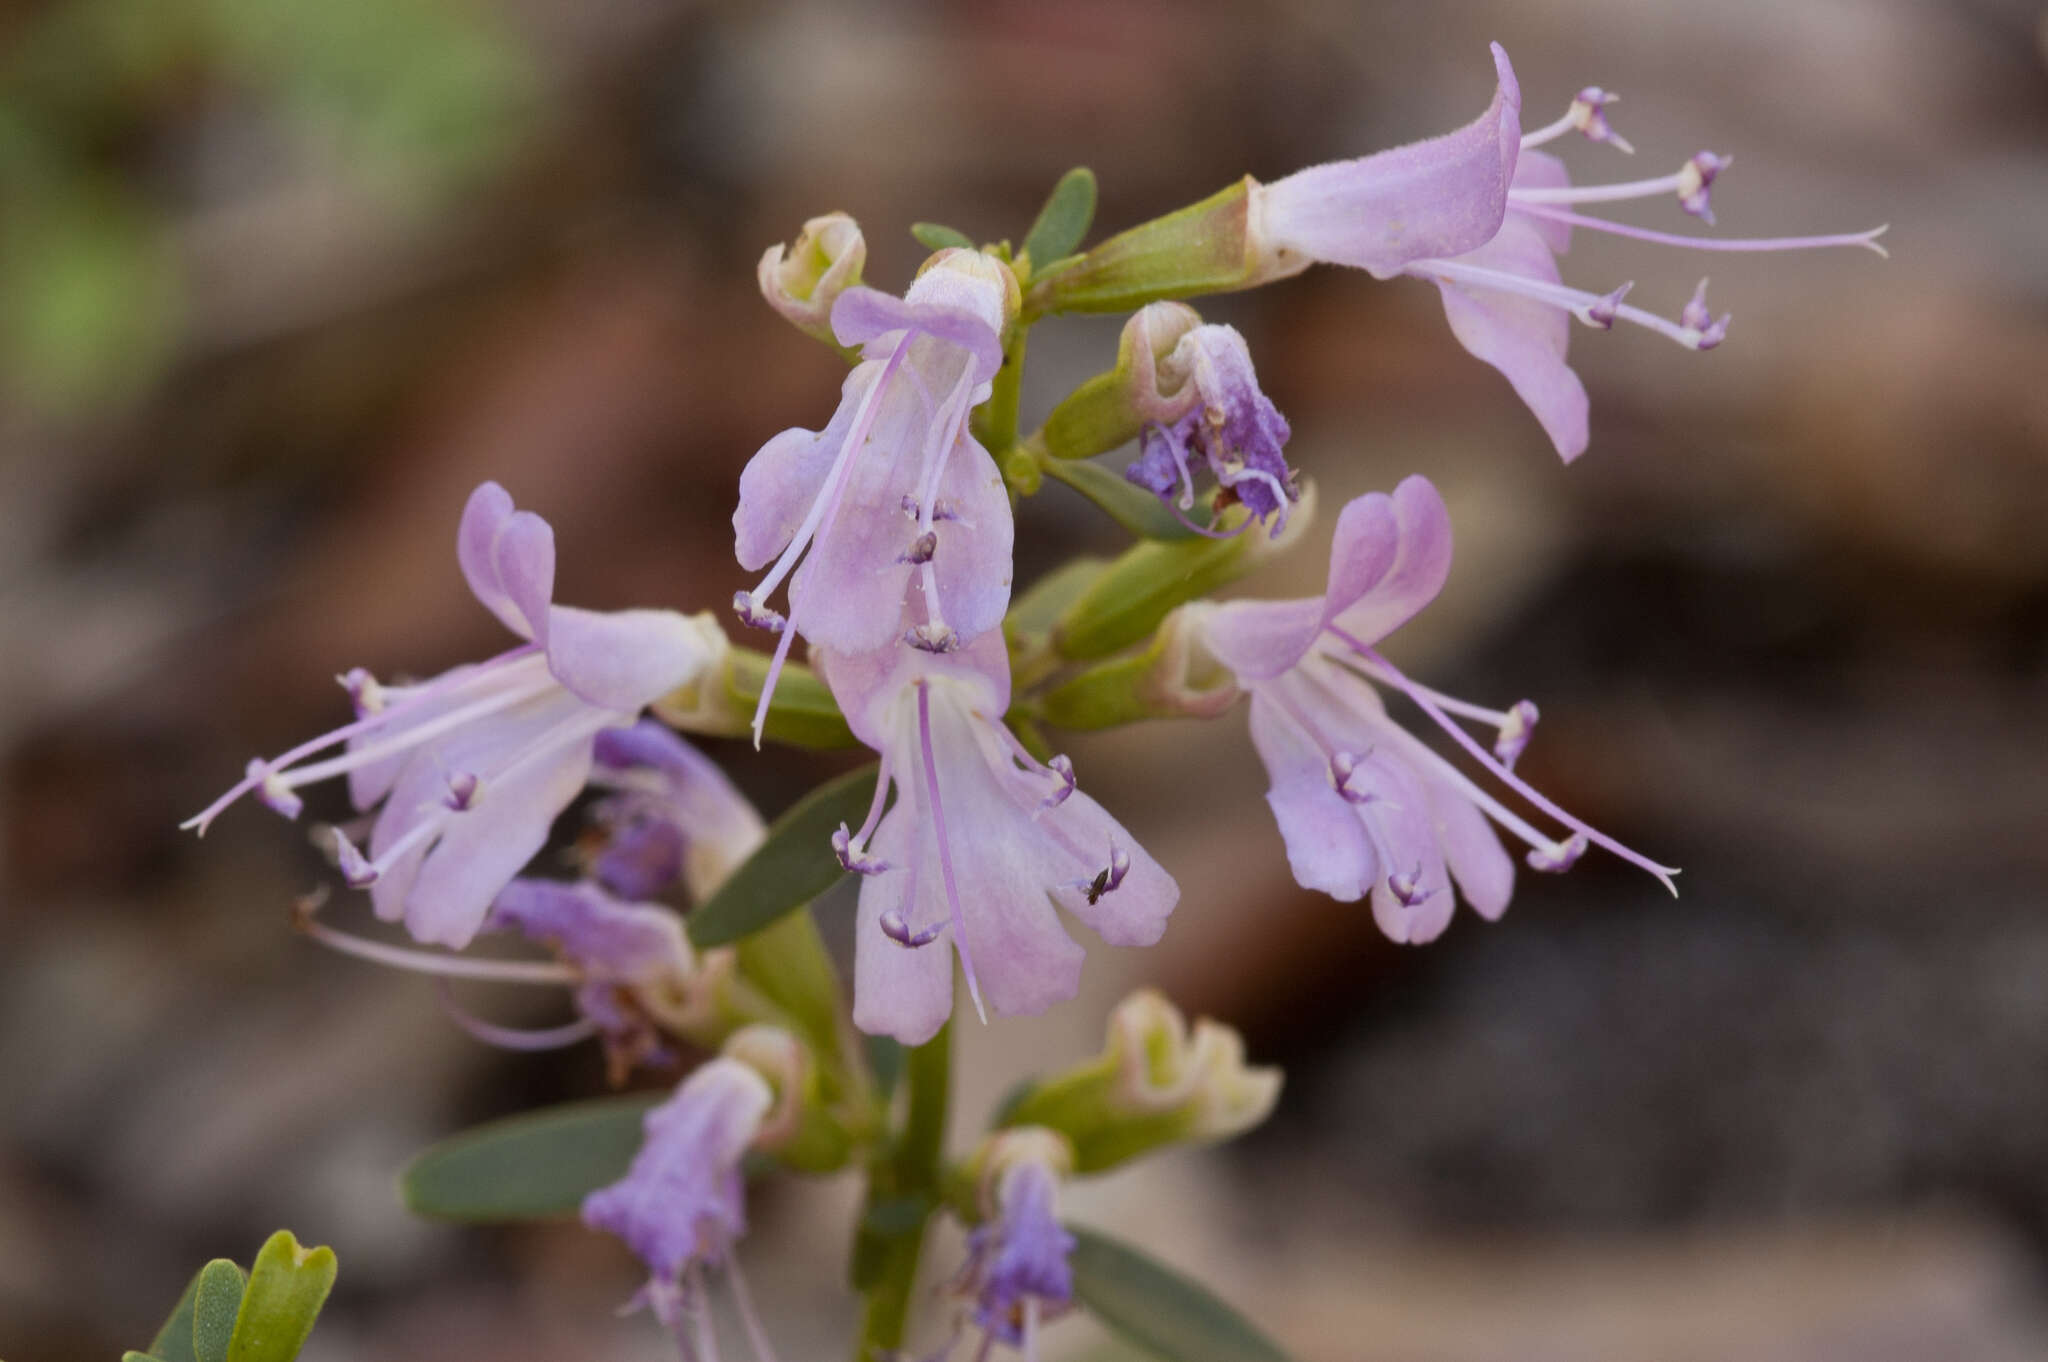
[{"left": 3, "top": 1, "right": 2046, "bottom": 1359}]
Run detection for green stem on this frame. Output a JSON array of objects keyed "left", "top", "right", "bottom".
[{"left": 852, "top": 1023, "right": 951, "bottom": 1359}]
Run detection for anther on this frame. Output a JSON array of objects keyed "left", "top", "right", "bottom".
[
  {"left": 905, "top": 623, "right": 959, "bottom": 654},
  {"left": 1040, "top": 754, "right": 1076, "bottom": 810},
  {"left": 731, "top": 590, "right": 787, "bottom": 633},
  {"left": 443, "top": 772, "right": 480, "bottom": 811},
  {"left": 1388, "top": 867, "right": 1432, "bottom": 908},
  {"left": 1579, "top": 281, "right": 1633, "bottom": 330},
  {"left": 1679, "top": 279, "right": 1730, "bottom": 350},
  {"left": 1494, "top": 700, "right": 1540, "bottom": 769},
  {"left": 1569, "top": 87, "right": 1633, "bottom": 153},
  {"left": 1677, "top": 151, "right": 1730, "bottom": 224},
  {"left": 248, "top": 758, "right": 304, "bottom": 820},
  {"left": 880, "top": 909, "right": 944, "bottom": 947},
  {"left": 1528, "top": 832, "right": 1589, "bottom": 873},
  {"left": 899, "top": 530, "right": 938, "bottom": 565},
  {"left": 338, "top": 667, "right": 387, "bottom": 717},
  {"left": 1330, "top": 750, "right": 1377, "bottom": 804},
  {"left": 832, "top": 822, "right": 890, "bottom": 876},
  {"left": 329, "top": 829, "right": 379, "bottom": 887}
]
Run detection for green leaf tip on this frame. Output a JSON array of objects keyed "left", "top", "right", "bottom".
[
  {"left": 1068, "top": 1225, "right": 1293, "bottom": 1362},
  {"left": 222, "top": 1231, "right": 336, "bottom": 1362},
  {"left": 1023, "top": 167, "right": 1098, "bottom": 272},
  {"left": 687, "top": 763, "right": 881, "bottom": 949},
  {"left": 911, "top": 222, "right": 976, "bottom": 252},
  {"left": 191, "top": 1259, "right": 246, "bottom": 1362},
  {"left": 401, "top": 1092, "right": 662, "bottom": 1222}
]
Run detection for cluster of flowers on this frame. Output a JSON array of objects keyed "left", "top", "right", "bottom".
[{"left": 185, "top": 42, "right": 1880, "bottom": 1362}]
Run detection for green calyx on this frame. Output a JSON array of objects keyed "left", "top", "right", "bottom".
[{"left": 1028, "top": 177, "right": 1258, "bottom": 316}]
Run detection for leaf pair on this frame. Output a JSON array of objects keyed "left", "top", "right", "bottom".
[
  {"left": 128, "top": 1231, "right": 336, "bottom": 1362},
  {"left": 912, "top": 165, "right": 1099, "bottom": 279}
]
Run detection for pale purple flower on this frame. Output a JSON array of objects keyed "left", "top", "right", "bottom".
[
  {"left": 1124, "top": 323, "right": 1299, "bottom": 536},
  {"left": 956, "top": 1156, "right": 1076, "bottom": 1357},
  {"left": 583, "top": 1057, "right": 780, "bottom": 1354},
  {"left": 484, "top": 877, "right": 695, "bottom": 1075},
  {"left": 1403, "top": 74, "right": 1887, "bottom": 461},
  {"left": 183, "top": 482, "right": 721, "bottom": 949},
  {"left": 732, "top": 251, "right": 1017, "bottom": 744},
  {"left": 587, "top": 720, "right": 766, "bottom": 903},
  {"left": 817, "top": 624, "right": 1178, "bottom": 1046},
  {"left": 1188, "top": 476, "right": 1677, "bottom": 943}
]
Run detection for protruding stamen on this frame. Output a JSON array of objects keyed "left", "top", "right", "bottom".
[
  {"left": 1527, "top": 833, "right": 1588, "bottom": 873},
  {"left": 338, "top": 667, "right": 388, "bottom": 717},
  {"left": 905, "top": 623, "right": 960, "bottom": 654},
  {"left": 732, "top": 590, "right": 786, "bottom": 634},
  {"left": 1677, "top": 151, "right": 1730, "bottom": 223},
  {"left": 1507, "top": 203, "right": 1891, "bottom": 258},
  {"left": 724, "top": 1257, "right": 784, "bottom": 1362},
  {"left": 435, "top": 980, "right": 601, "bottom": 1051},
  {"left": 1494, "top": 700, "right": 1539, "bottom": 769},
  {"left": 916, "top": 682, "right": 986, "bottom": 1022},
  {"left": 248, "top": 758, "right": 304, "bottom": 820},
  {"left": 1040, "top": 754, "right": 1076, "bottom": 810},
  {"left": 1680, "top": 279, "right": 1730, "bottom": 349},
  {"left": 1410, "top": 257, "right": 1729, "bottom": 352},
  {"left": 1570, "top": 87, "right": 1633, "bottom": 153},
  {"left": 293, "top": 892, "right": 581, "bottom": 984},
  {"left": 832, "top": 821, "right": 890, "bottom": 875},
  {"left": 879, "top": 908, "right": 945, "bottom": 948},
  {"left": 443, "top": 771, "right": 480, "bottom": 811},
  {"left": 1581, "top": 281, "right": 1633, "bottom": 330},
  {"left": 899, "top": 530, "right": 938, "bottom": 565}
]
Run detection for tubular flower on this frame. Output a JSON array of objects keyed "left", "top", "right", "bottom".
[
  {"left": 183, "top": 482, "right": 722, "bottom": 949},
  {"left": 1183, "top": 476, "right": 1677, "bottom": 943},
  {"left": 585, "top": 720, "right": 767, "bottom": 903},
  {"left": 732, "top": 249, "right": 1019, "bottom": 744},
  {"left": 1124, "top": 322, "right": 1299, "bottom": 537},
  {"left": 582, "top": 1057, "right": 783, "bottom": 1359},
  {"left": 1405, "top": 72, "right": 1888, "bottom": 460},
  {"left": 955, "top": 1130, "right": 1077, "bottom": 1359},
  {"left": 818, "top": 623, "right": 1178, "bottom": 1046},
  {"left": 1246, "top": 42, "right": 1523, "bottom": 283}
]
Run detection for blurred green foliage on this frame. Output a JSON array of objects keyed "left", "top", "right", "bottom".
[{"left": 0, "top": 0, "right": 538, "bottom": 413}]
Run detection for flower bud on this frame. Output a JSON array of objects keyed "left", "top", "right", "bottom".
[
  {"left": 720, "top": 1023, "right": 853, "bottom": 1173},
  {"left": 999, "top": 989, "right": 1281, "bottom": 1173},
  {"left": 914, "top": 246, "right": 1024, "bottom": 331},
  {"left": 758, "top": 212, "right": 867, "bottom": 342},
  {"left": 1040, "top": 302, "right": 1204, "bottom": 462}
]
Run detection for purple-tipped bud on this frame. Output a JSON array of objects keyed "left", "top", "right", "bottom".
[
  {"left": 1040, "top": 754, "right": 1076, "bottom": 810},
  {"left": 1570, "top": 87, "right": 1634, "bottom": 154},
  {"left": 899, "top": 530, "right": 938, "bottom": 566},
  {"left": 331, "top": 830, "right": 378, "bottom": 887},
  {"left": 1527, "top": 832, "right": 1589, "bottom": 873},
  {"left": 880, "top": 909, "right": 944, "bottom": 947},
  {"left": 247, "top": 758, "right": 304, "bottom": 820},
  {"left": 905, "top": 623, "right": 960, "bottom": 654},
  {"left": 1581, "top": 281, "right": 1633, "bottom": 330},
  {"left": 1677, "top": 151, "right": 1730, "bottom": 224},
  {"left": 832, "top": 822, "right": 890, "bottom": 876},
  {"left": 1494, "top": 700, "right": 1540, "bottom": 769},
  {"left": 337, "top": 667, "right": 387, "bottom": 717},
  {"left": 443, "top": 771, "right": 481, "bottom": 811},
  {"left": 731, "top": 590, "right": 786, "bottom": 634}
]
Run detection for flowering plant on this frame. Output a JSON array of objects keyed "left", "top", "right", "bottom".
[{"left": 181, "top": 42, "right": 1881, "bottom": 1362}]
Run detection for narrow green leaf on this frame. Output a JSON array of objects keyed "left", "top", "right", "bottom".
[
  {"left": 223, "top": 1231, "right": 336, "bottom": 1362},
  {"left": 1022, "top": 167, "right": 1098, "bottom": 271},
  {"left": 1068, "top": 1225, "right": 1293, "bottom": 1362},
  {"left": 1006, "top": 555, "right": 1110, "bottom": 640},
  {"left": 191, "top": 1260, "right": 246, "bottom": 1362},
  {"left": 146, "top": 1263, "right": 208, "bottom": 1362},
  {"left": 401, "top": 1094, "right": 662, "bottom": 1222},
  {"left": 1038, "top": 457, "right": 1199, "bottom": 541},
  {"left": 123, "top": 1353, "right": 171, "bottom": 1361},
  {"left": 687, "top": 764, "right": 880, "bottom": 949},
  {"left": 911, "top": 222, "right": 975, "bottom": 252}
]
